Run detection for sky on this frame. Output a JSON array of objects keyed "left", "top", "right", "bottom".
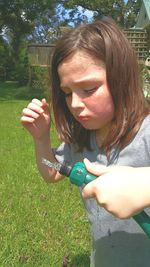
[
  {"left": 57, "top": 1, "right": 128, "bottom": 26},
  {"left": 56, "top": 4, "right": 95, "bottom": 26}
]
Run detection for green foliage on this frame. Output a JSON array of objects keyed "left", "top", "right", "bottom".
[
  {"left": 0, "top": 41, "right": 29, "bottom": 85},
  {"left": 0, "top": 0, "right": 144, "bottom": 89},
  {"left": 0, "top": 42, "right": 7, "bottom": 67},
  {"left": 60, "top": 0, "right": 142, "bottom": 28},
  {"left": 145, "top": 24, "right": 150, "bottom": 52},
  {"left": 0, "top": 41, "right": 10, "bottom": 81},
  {"left": 0, "top": 0, "right": 58, "bottom": 81},
  {"left": 0, "top": 0, "right": 57, "bottom": 34},
  {"left": 139, "top": 64, "right": 150, "bottom": 100},
  {"left": 14, "top": 47, "right": 29, "bottom": 86},
  {"left": 0, "top": 66, "right": 6, "bottom": 81},
  {"left": 29, "top": 66, "right": 50, "bottom": 99},
  {"left": 0, "top": 81, "right": 47, "bottom": 101},
  {"left": 140, "top": 64, "right": 150, "bottom": 82}
]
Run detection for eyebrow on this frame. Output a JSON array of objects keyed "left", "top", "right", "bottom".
[{"left": 60, "top": 76, "right": 103, "bottom": 89}]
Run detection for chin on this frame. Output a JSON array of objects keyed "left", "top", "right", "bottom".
[{"left": 81, "top": 123, "right": 100, "bottom": 130}]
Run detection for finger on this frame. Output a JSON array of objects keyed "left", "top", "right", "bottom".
[
  {"left": 82, "top": 181, "right": 96, "bottom": 199},
  {"left": 32, "top": 98, "right": 43, "bottom": 106},
  {"left": 41, "top": 98, "right": 47, "bottom": 106},
  {"left": 22, "top": 108, "right": 40, "bottom": 119},
  {"left": 83, "top": 158, "right": 108, "bottom": 176},
  {"left": 21, "top": 116, "right": 35, "bottom": 124},
  {"left": 41, "top": 98, "right": 50, "bottom": 114},
  {"left": 32, "top": 98, "right": 49, "bottom": 110},
  {"left": 27, "top": 102, "right": 44, "bottom": 114}
]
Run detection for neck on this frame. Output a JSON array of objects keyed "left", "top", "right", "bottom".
[{"left": 96, "top": 124, "right": 110, "bottom": 148}]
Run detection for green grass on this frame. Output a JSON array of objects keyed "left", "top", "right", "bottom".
[{"left": 0, "top": 82, "right": 91, "bottom": 267}]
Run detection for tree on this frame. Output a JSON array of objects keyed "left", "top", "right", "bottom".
[
  {"left": 0, "top": 0, "right": 59, "bottom": 82},
  {"left": 0, "top": 0, "right": 58, "bottom": 63},
  {"left": 59, "top": 0, "right": 142, "bottom": 28}
]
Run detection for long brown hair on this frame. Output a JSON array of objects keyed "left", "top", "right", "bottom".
[{"left": 50, "top": 17, "right": 150, "bottom": 153}]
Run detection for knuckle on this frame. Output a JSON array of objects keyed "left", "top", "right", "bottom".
[
  {"left": 106, "top": 207, "right": 128, "bottom": 219},
  {"left": 116, "top": 212, "right": 129, "bottom": 220}
]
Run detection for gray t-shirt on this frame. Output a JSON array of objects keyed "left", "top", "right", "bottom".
[{"left": 54, "top": 115, "right": 150, "bottom": 267}]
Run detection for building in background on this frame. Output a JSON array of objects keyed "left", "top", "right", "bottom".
[
  {"left": 28, "top": 0, "right": 150, "bottom": 66},
  {"left": 124, "top": 0, "right": 150, "bottom": 62},
  {"left": 135, "top": 0, "right": 150, "bottom": 29}
]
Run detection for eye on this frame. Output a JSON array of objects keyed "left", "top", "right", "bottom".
[
  {"left": 64, "top": 92, "right": 72, "bottom": 98},
  {"left": 84, "top": 87, "right": 98, "bottom": 94},
  {"left": 61, "top": 87, "right": 72, "bottom": 98}
]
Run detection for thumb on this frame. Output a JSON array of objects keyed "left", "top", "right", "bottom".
[
  {"left": 41, "top": 98, "right": 48, "bottom": 107},
  {"left": 41, "top": 98, "right": 50, "bottom": 113},
  {"left": 83, "top": 158, "right": 108, "bottom": 176},
  {"left": 82, "top": 179, "right": 97, "bottom": 199}
]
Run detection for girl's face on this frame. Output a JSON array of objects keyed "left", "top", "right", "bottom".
[{"left": 58, "top": 51, "right": 115, "bottom": 133}]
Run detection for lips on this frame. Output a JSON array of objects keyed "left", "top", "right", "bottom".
[{"left": 77, "top": 115, "right": 90, "bottom": 121}]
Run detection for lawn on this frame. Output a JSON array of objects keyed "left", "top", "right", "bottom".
[{"left": 0, "top": 82, "right": 91, "bottom": 267}]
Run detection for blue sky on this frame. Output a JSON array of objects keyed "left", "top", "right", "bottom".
[
  {"left": 56, "top": 4, "right": 95, "bottom": 25},
  {"left": 57, "top": 1, "right": 129, "bottom": 26}
]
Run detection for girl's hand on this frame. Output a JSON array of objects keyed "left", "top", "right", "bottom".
[
  {"left": 82, "top": 159, "right": 150, "bottom": 219},
  {"left": 21, "top": 98, "right": 50, "bottom": 140}
]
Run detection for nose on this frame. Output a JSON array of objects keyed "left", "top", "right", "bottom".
[{"left": 71, "top": 92, "right": 84, "bottom": 109}]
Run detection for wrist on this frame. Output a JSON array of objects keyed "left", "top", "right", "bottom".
[{"left": 34, "top": 134, "right": 51, "bottom": 147}]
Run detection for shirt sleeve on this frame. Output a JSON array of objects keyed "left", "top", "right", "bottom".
[{"left": 53, "top": 142, "right": 73, "bottom": 166}]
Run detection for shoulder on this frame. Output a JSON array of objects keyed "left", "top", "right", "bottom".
[
  {"left": 139, "top": 114, "right": 150, "bottom": 135},
  {"left": 53, "top": 141, "right": 82, "bottom": 165},
  {"left": 142, "top": 114, "right": 150, "bottom": 125},
  {"left": 53, "top": 142, "right": 72, "bottom": 164},
  {"left": 135, "top": 114, "right": 150, "bottom": 155},
  {"left": 116, "top": 115, "right": 150, "bottom": 167},
  {"left": 54, "top": 132, "right": 95, "bottom": 164}
]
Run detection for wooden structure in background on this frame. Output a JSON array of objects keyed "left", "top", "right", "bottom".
[
  {"left": 124, "top": 29, "right": 148, "bottom": 61},
  {"left": 124, "top": 0, "right": 150, "bottom": 62},
  {"left": 27, "top": 44, "right": 55, "bottom": 67},
  {"left": 27, "top": 0, "right": 150, "bottom": 66},
  {"left": 27, "top": 31, "right": 148, "bottom": 66}
]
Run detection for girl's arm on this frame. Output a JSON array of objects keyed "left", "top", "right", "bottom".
[
  {"left": 34, "top": 136, "right": 63, "bottom": 183},
  {"left": 82, "top": 159, "right": 150, "bottom": 219},
  {"left": 21, "top": 98, "right": 63, "bottom": 182}
]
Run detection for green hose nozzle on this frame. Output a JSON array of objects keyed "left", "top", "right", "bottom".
[
  {"left": 42, "top": 158, "right": 150, "bottom": 238},
  {"left": 67, "top": 162, "right": 150, "bottom": 239}
]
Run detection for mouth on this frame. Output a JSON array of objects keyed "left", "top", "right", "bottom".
[{"left": 76, "top": 115, "right": 90, "bottom": 122}]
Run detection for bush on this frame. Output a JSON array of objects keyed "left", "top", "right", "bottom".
[
  {"left": 29, "top": 65, "right": 50, "bottom": 98},
  {"left": 140, "top": 64, "right": 150, "bottom": 100},
  {"left": 0, "top": 42, "right": 10, "bottom": 81},
  {"left": 0, "top": 66, "right": 6, "bottom": 81},
  {"left": 0, "top": 42, "right": 29, "bottom": 85},
  {"left": 14, "top": 47, "right": 29, "bottom": 86}
]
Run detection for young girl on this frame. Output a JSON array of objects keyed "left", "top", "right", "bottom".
[{"left": 21, "top": 17, "right": 150, "bottom": 266}]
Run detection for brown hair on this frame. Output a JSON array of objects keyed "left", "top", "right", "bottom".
[{"left": 50, "top": 17, "right": 150, "bottom": 153}]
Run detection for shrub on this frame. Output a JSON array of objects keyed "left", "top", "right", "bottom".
[
  {"left": 140, "top": 64, "right": 150, "bottom": 100},
  {"left": 14, "top": 47, "right": 29, "bottom": 86},
  {"left": 29, "top": 65, "right": 50, "bottom": 98}
]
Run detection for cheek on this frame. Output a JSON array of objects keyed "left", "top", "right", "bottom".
[{"left": 87, "top": 93, "right": 115, "bottom": 117}]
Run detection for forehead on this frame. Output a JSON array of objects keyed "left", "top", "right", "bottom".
[
  {"left": 58, "top": 51, "right": 105, "bottom": 86},
  {"left": 58, "top": 50, "right": 104, "bottom": 71}
]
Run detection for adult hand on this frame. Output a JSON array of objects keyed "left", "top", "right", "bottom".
[
  {"left": 21, "top": 98, "right": 50, "bottom": 140},
  {"left": 82, "top": 159, "right": 150, "bottom": 219}
]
